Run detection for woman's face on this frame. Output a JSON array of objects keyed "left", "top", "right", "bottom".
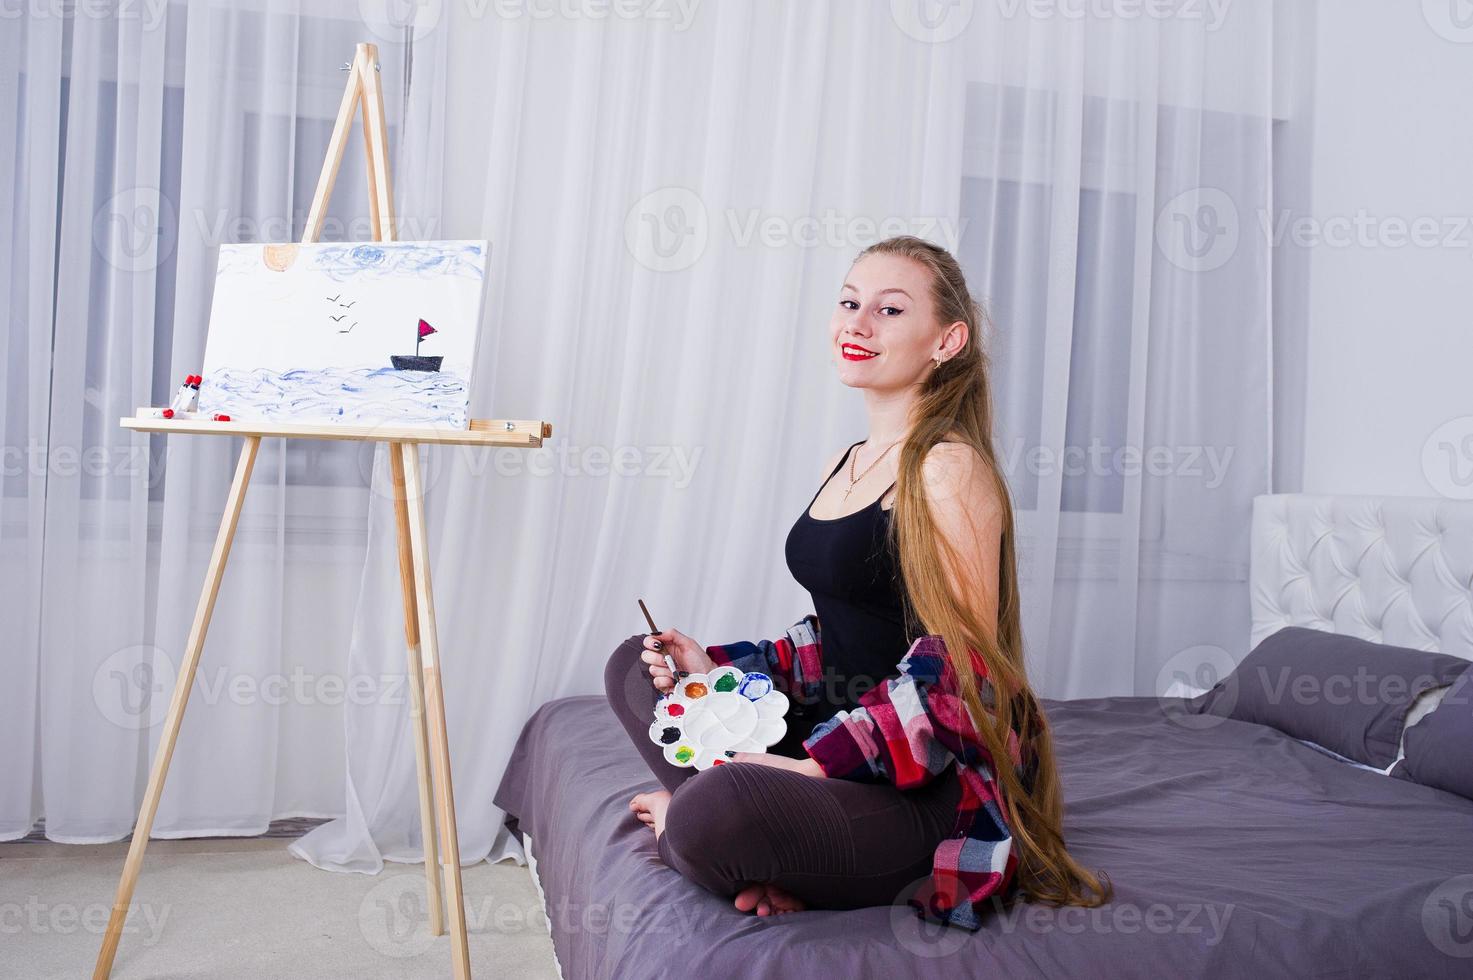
[{"left": 830, "top": 252, "right": 959, "bottom": 389}]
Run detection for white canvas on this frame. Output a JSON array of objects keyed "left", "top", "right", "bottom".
[{"left": 198, "top": 240, "right": 490, "bottom": 427}]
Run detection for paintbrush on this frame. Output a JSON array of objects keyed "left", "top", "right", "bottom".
[{"left": 638, "top": 598, "right": 684, "bottom": 681}]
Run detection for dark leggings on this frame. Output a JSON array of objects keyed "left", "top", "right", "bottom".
[{"left": 603, "top": 633, "right": 963, "bottom": 912}]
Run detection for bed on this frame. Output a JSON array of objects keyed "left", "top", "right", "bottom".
[{"left": 494, "top": 494, "right": 1473, "bottom": 978}]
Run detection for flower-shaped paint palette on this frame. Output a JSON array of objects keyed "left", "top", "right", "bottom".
[{"left": 647, "top": 665, "right": 789, "bottom": 769}]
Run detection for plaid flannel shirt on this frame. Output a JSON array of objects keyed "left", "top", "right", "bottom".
[
  {"left": 709, "top": 617, "right": 1023, "bottom": 931},
  {"left": 705, "top": 614, "right": 824, "bottom": 706}
]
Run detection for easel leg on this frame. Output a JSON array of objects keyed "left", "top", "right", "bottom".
[
  {"left": 389, "top": 442, "right": 445, "bottom": 937},
  {"left": 399, "top": 442, "right": 472, "bottom": 980},
  {"left": 94, "top": 436, "right": 261, "bottom": 980}
]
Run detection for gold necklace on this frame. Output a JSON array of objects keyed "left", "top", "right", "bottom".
[{"left": 843, "top": 439, "right": 901, "bottom": 500}]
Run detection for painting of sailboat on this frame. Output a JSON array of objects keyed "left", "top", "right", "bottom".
[
  {"left": 198, "top": 240, "right": 490, "bottom": 427},
  {"left": 391, "top": 320, "right": 443, "bottom": 372}
]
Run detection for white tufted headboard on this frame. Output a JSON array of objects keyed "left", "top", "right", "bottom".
[{"left": 1250, "top": 494, "right": 1473, "bottom": 661}]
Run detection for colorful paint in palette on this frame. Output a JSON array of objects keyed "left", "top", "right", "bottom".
[
  {"left": 662, "top": 740, "right": 699, "bottom": 767},
  {"left": 738, "top": 672, "right": 773, "bottom": 700},
  {"left": 652, "top": 697, "right": 685, "bottom": 724},
  {"left": 705, "top": 665, "right": 743, "bottom": 693},
  {"left": 646, "top": 665, "right": 790, "bottom": 769}
]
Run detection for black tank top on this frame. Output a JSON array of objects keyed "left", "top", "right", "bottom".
[{"left": 783, "top": 440, "right": 920, "bottom": 732}]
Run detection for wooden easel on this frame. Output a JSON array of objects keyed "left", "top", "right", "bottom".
[{"left": 92, "top": 43, "right": 540, "bottom": 980}]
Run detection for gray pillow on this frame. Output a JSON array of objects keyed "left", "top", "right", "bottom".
[
  {"left": 1390, "top": 669, "right": 1473, "bottom": 800},
  {"left": 1194, "top": 627, "right": 1470, "bottom": 768}
]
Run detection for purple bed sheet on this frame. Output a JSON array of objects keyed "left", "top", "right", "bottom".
[{"left": 493, "top": 694, "right": 1473, "bottom": 979}]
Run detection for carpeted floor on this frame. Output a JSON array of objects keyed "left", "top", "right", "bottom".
[{"left": 1, "top": 835, "right": 560, "bottom": 979}]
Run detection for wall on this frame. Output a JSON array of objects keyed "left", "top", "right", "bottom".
[{"left": 1297, "top": 0, "right": 1473, "bottom": 498}]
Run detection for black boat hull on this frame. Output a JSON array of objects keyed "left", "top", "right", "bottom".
[{"left": 391, "top": 355, "right": 443, "bottom": 372}]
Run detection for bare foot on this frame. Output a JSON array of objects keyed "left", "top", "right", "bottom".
[
  {"left": 628, "top": 790, "right": 672, "bottom": 839},
  {"left": 733, "top": 881, "right": 806, "bottom": 917}
]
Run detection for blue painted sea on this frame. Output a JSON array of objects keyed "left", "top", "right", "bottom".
[{"left": 198, "top": 365, "right": 469, "bottom": 427}]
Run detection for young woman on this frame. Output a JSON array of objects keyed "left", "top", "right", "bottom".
[{"left": 602, "top": 236, "right": 1111, "bottom": 929}]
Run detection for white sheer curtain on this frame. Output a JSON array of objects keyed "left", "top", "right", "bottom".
[
  {"left": 0, "top": 1, "right": 438, "bottom": 842},
  {"left": 3, "top": 0, "right": 1278, "bottom": 875}
]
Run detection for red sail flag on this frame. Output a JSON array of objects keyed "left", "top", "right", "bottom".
[{"left": 417, "top": 318, "right": 438, "bottom": 338}]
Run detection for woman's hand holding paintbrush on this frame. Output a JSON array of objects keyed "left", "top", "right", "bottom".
[{"left": 638, "top": 599, "right": 715, "bottom": 694}]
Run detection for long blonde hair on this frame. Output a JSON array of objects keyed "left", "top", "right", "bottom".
[{"left": 859, "top": 235, "right": 1112, "bottom": 908}]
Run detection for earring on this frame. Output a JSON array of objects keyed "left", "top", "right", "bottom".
[{"left": 933, "top": 354, "right": 943, "bottom": 367}]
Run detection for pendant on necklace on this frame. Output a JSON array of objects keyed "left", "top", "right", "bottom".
[{"left": 842, "top": 485, "right": 854, "bottom": 500}]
